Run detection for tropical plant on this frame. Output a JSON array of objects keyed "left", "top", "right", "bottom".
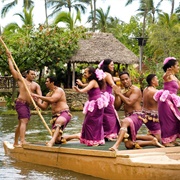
[
  {"left": 53, "top": 10, "right": 81, "bottom": 30},
  {"left": 87, "top": 5, "right": 111, "bottom": 32},
  {"left": 46, "top": 0, "right": 88, "bottom": 16},
  {"left": 1, "top": 0, "right": 34, "bottom": 18}
]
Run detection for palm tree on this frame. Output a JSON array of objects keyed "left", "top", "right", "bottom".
[
  {"left": 14, "top": 6, "right": 34, "bottom": 27},
  {"left": 44, "top": 0, "right": 49, "bottom": 26},
  {"left": 46, "top": 0, "right": 88, "bottom": 16},
  {"left": 149, "top": 12, "right": 180, "bottom": 58},
  {"left": 87, "top": 5, "right": 111, "bottom": 32},
  {"left": 46, "top": 0, "right": 89, "bottom": 88},
  {"left": 3, "top": 6, "right": 34, "bottom": 36},
  {"left": 53, "top": 10, "right": 81, "bottom": 30},
  {"left": 125, "top": 0, "right": 163, "bottom": 71},
  {"left": 1, "top": 0, "right": 34, "bottom": 18},
  {"left": 160, "top": 0, "right": 175, "bottom": 15}
]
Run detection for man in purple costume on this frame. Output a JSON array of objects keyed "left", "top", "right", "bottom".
[
  {"left": 6, "top": 51, "right": 42, "bottom": 147},
  {"left": 109, "top": 72, "right": 163, "bottom": 151},
  {"left": 141, "top": 74, "right": 161, "bottom": 142},
  {"left": 32, "top": 76, "right": 71, "bottom": 147}
]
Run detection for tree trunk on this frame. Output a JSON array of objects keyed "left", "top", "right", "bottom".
[
  {"left": 44, "top": 0, "right": 48, "bottom": 26},
  {"left": 67, "top": 62, "right": 71, "bottom": 88}
]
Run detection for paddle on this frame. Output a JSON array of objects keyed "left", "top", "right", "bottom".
[{"left": 0, "top": 36, "right": 52, "bottom": 136}]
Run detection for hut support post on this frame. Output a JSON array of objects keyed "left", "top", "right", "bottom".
[{"left": 72, "top": 63, "right": 75, "bottom": 87}]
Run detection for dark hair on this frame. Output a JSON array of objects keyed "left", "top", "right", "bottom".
[
  {"left": 163, "top": 59, "right": 177, "bottom": 72},
  {"left": 100, "top": 59, "right": 113, "bottom": 74},
  {"left": 26, "top": 69, "right": 35, "bottom": 74},
  {"left": 47, "top": 76, "right": 58, "bottom": 86},
  {"left": 87, "top": 67, "right": 105, "bottom": 90},
  {"left": 119, "top": 71, "right": 130, "bottom": 78},
  {"left": 146, "top": 74, "right": 156, "bottom": 86}
]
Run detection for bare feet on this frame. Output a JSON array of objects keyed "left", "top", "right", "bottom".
[
  {"left": 109, "top": 146, "right": 118, "bottom": 152},
  {"left": 163, "top": 142, "right": 175, "bottom": 147},
  {"left": 13, "top": 144, "right": 22, "bottom": 148},
  {"left": 92, "top": 144, "right": 99, "bottom": 147},
  {"left": 46, "top": 142, "right": 53, "bottom": 147},
  {"left": 173, "top": 141, "right": 180, "bottom": 146},
  {"left": 153, "top": 138, "right": 164, "bottom": 148}
]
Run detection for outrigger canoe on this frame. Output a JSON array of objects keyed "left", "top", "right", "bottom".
[{"left": 3, "top": 141, "right": 180, "bottom": 180}]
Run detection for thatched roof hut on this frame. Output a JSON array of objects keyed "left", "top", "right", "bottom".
[{"left": 69, "top": 32, "right": 139, "bottom": 86}]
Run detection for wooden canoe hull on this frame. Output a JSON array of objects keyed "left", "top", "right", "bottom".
[{"left": 3, "top": 141, "right": 180, "bottom": 180}]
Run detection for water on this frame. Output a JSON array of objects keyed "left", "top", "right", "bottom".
[
  {"left": 0, "top": 108, "right": 147, "bottom": 180},
  {"left": 0, "top": 109, "right": 104, "bottom": 180}
]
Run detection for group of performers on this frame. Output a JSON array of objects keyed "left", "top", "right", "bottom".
[{"left": 6, "top": 49, "right": 180, "bottom": 150}]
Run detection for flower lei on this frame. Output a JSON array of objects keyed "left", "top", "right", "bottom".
[
  {"left": 95, "top": 68, "right": 106, "bottom": 81},
  {"left": 98, "top": 60, "right": 104, "bottom": 68},
  {"left": 163, "top": 57, "right": 176, "bottom": 65}
]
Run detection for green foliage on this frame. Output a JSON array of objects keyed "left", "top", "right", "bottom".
[
  {"left": 3, "top": 93, "right": 15, "bottom": 109},
  {"left": 0, "top": 25, "right": 86, "bottom": 77}
]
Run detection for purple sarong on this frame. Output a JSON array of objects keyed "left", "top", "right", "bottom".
[
  {"left": 102, "top": 83, "right": 120, "bottom": 139},
  {"left": 15, "top": 99, "right": 31, "bottom": 120},
  {"left": 80, "top": 88, "right": 106, "bottom": 146},
  {"left": 125, "top": 111, "right": 143, "bottom": 142},
  {"left": 154, "top": 80, "right": 180, "bottom": 143}
]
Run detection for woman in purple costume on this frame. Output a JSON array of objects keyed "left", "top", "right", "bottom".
[
  {"left": 154, "top": 57, "right": 180, "bottom": 147},
  {"left": 73, "top": 67, "right": 108, "bottom": 146},
  {"left": 99, "top": 59, "right": 120, "bottom": 141}
]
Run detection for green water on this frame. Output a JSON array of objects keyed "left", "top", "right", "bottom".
[
  {"left": 0, "top": 109, "right": 103, "bottom": 180},
  {"left": 0, "top": 108, "right": 148, "bottom": 179}
]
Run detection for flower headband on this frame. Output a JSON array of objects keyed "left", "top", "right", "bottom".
[
  {"left": 95, "top": 68, "right": 106, "bottom": 81},
  {"left": 98, "top": 60, "right": 104, "bottom": 68},
  {"left": 163, "top": 57, "right": 176, "bottom": 65}
]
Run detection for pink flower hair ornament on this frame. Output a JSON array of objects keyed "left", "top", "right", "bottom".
[
  {"left": 163, "top": 57, "right": 176, "bottom": 65},
  {"left": 95, "top": 68, "right": 106, "bottom": 81},
  {"left": 98, "top": 60, "right": 104, "bottom": 68}
]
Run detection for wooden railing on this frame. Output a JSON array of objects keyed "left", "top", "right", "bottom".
[{"left": 0, "top": 76, "right": 16, "bottom": 92}]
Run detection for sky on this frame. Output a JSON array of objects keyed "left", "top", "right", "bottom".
[{"left": 0, "top": 0, "right": 180, "bottom": 29}]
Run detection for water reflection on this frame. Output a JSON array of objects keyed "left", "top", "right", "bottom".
[
  {"left": 0, "top": 110, "right": 103, "bottom": 180},
  {"left": 0, "top": 109, "right": 147, "bottom": 179}
]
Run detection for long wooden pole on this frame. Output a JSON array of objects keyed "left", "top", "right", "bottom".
[{"left": 0, "top": 37, "right": 52, "bottom": 136}]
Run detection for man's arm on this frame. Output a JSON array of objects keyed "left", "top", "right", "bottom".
[
  {"left": 115, "top": 87, "right": 141, "bottom": 106},
  {"left": 6, "top": 51, "right": 20, "bottom": 80},
  {"left": 32, "top": 88, "right": 62, "bottom": 108},
  {"left": 113, "top": 85, "right": 123, "bottom": 110},
  {"left": 114, "top": 94, "right": 122, "bottom": 110}
]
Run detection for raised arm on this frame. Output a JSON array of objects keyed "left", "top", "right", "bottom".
[{"left": 6, "top": 51, "right": 20, "bottom": 80}]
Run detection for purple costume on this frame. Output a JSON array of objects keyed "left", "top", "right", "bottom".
[
  {"left": 102, "top": 83, "right": 120, "bottom": 139},
  {"left": 15, "top": 99, "right": 31, "bottom": 120},
  {"left": 125, "top": 111, "right": 143, "bottom": 142},
  {"left": 81, "top": 88, "right": 107, "bottom": 146},
  {"left": 51, "top": 110, "right": 71, "bottom": 131},
  {"left": 154, "top": 80, "right": 180, "bottom": 144}
]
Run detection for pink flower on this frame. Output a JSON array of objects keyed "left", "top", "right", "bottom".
[
  {"left": 95, "top": 68, "right": 106, "bottom": 81},
  {"left": 98, "top": 60, "right": 104, "bottom": 68},
  {"left": 163, "top": 57, "right": 176, "bottom": 65}
]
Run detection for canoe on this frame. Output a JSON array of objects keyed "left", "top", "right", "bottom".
[{"left": 3, "top": 140, "right": 180, "bottom": 180}]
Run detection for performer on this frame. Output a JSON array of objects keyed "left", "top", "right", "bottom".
[
  {"left": 141, "top": 74, "right": 161, "bottom": 142},
  {"left": 99, "top": 59, "right": 120, "bottom": 141},
  {"left": 109, "top": 72, "right": 163, "bottom": 151},
  {"left": 6, "top": 51, "right": 42, "bottom": 147},
  {"left": 32, "top": 76, "right": 71, "bottom": 147},
  {"left": 73, "top": 67, "right": 107, "bottom": 146},
  {"left": 154, "top": 57, "right": 180, "bottom": 147}
]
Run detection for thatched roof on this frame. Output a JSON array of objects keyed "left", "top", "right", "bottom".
[{"left": 69, "top": 32, "right": 139, "bottom": 64}]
